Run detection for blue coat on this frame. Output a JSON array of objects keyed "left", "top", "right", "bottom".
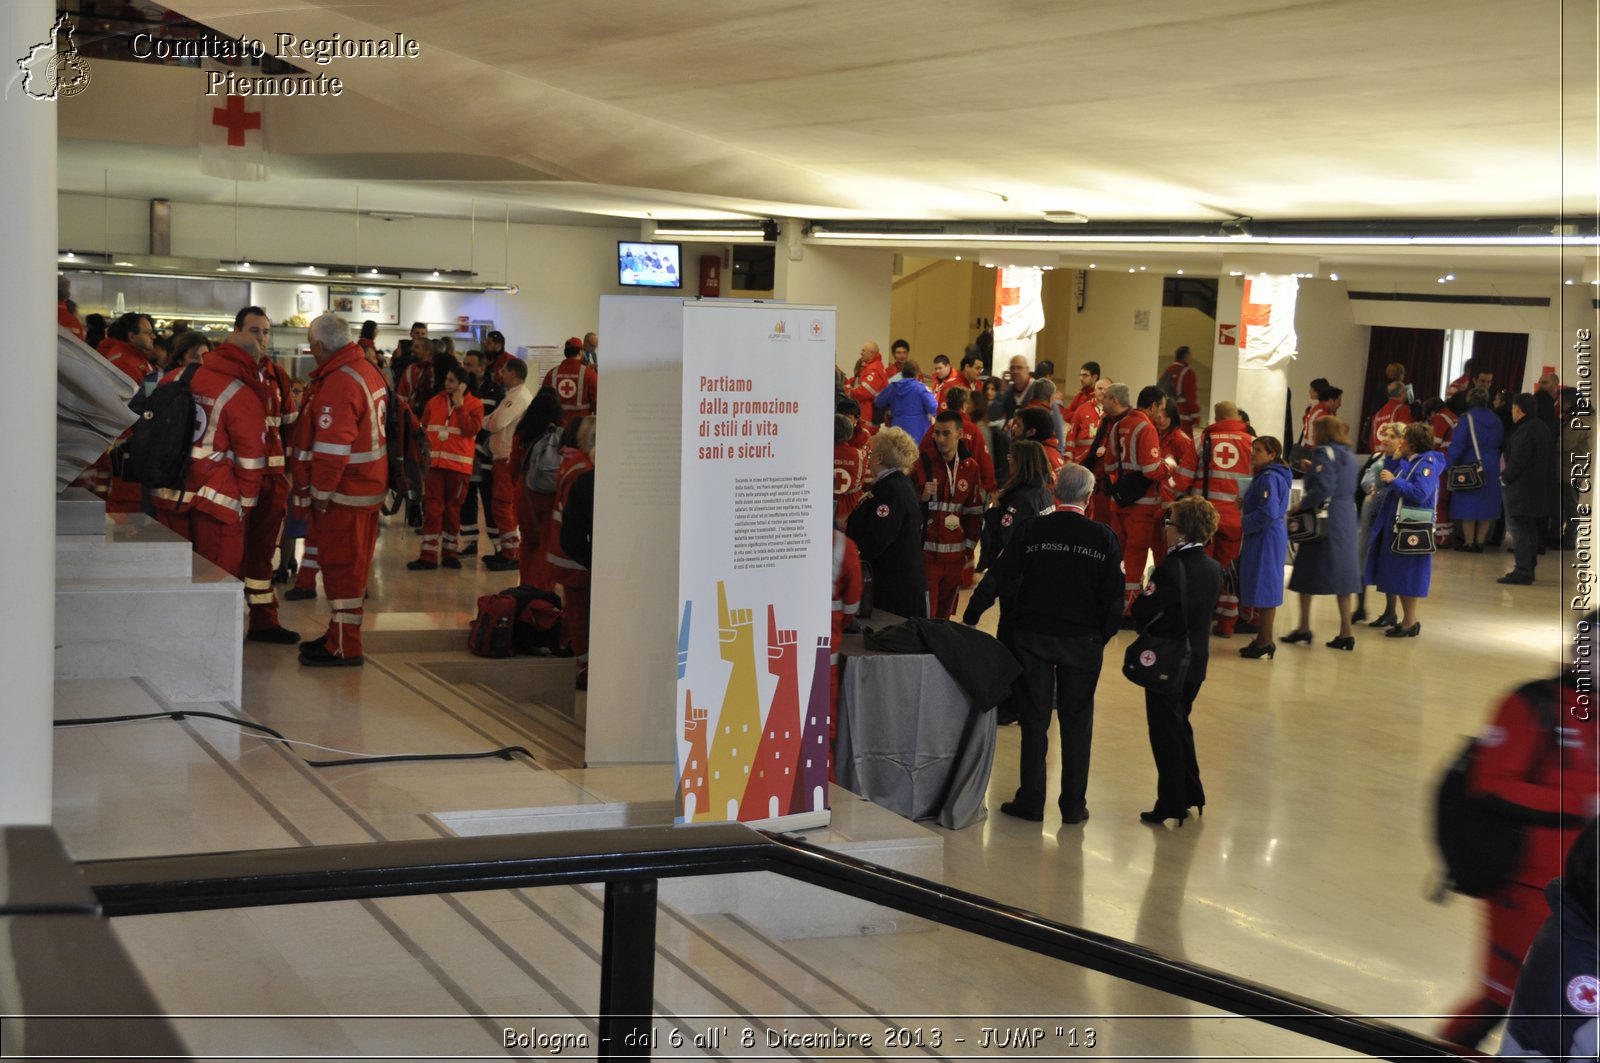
[
  {"left": 879, "top": 377, "right": 938, "bottom": 442},
  {"left": 1287, "top": 443, "right": 1361, "bottom": 595},
  {"left": 1444, "top": 407, "right": 1504, "bottom": 520},
  {"left": 1364, "top": 450, "right": 1444, "bottom": 597},
  {"left": 1238, "top": 461, "right": 1291, "bottom": 608}
]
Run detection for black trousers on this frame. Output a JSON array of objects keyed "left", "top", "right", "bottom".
[
  {"left": 1011, "top": 629, "right": 1103, "bottom": 817},
  {"left": 1508, "top": 514, "right": 1540, "bottom": 578},
  {"left": 458, "top": 475, "right": 496, "bottom": 542},
  {"left": 1144, "top": 680, "right": 1205, "bottom": 815}
]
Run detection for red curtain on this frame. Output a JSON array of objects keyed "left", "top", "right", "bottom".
[
  {"left": 1469, "top": 331, "right": 1529, "bottom": 394},
  {"left": 1360, "top": 326, "right": 1444, "bottom": 438}
]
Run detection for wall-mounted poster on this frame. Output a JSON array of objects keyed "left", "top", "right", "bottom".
[
  {"left": 328, "top": 285, "right": 398, "bottom": 325},
  {"left": 295, "top": 289, "right": 317, "bottom": 314}
]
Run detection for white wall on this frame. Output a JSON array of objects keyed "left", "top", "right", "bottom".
[
  {"left": 1064, "top": 270, "right": 1164, "bottom": 390},
  {"left": 776, "top": 245, "right": 893, "bottom": 372}
]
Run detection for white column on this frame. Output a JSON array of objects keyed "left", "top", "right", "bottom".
[{"left": 1, "top": 2, "right": 60, "bottom": 825}]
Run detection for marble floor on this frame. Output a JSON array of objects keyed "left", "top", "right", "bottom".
[{"left": 49, "top": 514, "right": 1580, "bottom": 1060}]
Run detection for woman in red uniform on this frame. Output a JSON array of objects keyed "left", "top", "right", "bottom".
[
  {"left": 546, "top": 416, "right": 596, "bottom": 687},
  {"left": 408, "top": 362, "right": 483, "bottom": 569},
  {"left": 1441, "top": 615, "right": 1600, "bottom": 1050},
  {"left": 509, "top": 387, "right": 565, "bottom": 588}
]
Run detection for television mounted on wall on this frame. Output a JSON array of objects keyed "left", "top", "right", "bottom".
[{"left": 618, "top": 241, "right": 682, "bottom": 289}]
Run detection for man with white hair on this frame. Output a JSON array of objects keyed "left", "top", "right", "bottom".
[
  {"left": 963, "top": 463, "right": 1124, "bottom": 825},
  {"left": 290, "top": 313, "right": 390, "bottom": 667}
]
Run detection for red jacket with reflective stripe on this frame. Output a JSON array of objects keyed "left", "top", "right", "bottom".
[
  {"left": 1106, "top": 409, "right": 1169, "bottom": 506},
  {"left": 849, "top": 356, "right": 888, "bottom": 423},
  {"left": 1159, "top": 426, "right": 1198, "bottom": 503},
  {"left": 1065, "top": 402, "right": 1102, "bottom": 464},
  {"left": 98, "top": 337, "right": 153, "bottom": 385},
  {"left": 1064, "top": 384, "right": 1096, "bottom": 420},
  {"left": 420, "top": 391, "right": 484, "bottom": 474},
  {"left": 1197, "top": 419, "right": 1254, "bottom": 514},
  {"left": 919, "top": 413, "right": 995, "bottom": 492},
  {"left": 152, "top": 343, "right": 267, "bottom": 524},
  {"left": 260, "top": 358, "right": 298, "bottom": 472},
  {"left": 546, "top": 449, "right": 595, "bottom": 585},
  {"left": 1160, "top": 361, "right": 1200, "bottom": 430},
  {"left": 833, "top": 441, "right": 867, "bottom": 522},
  {"left": 542, "top": 356, "right": 597, "bottom": 425},
  {"left": 291, "top": 343, "right": 390, "bottom": 512},
  {"left": 1431, "top": 408, "right": 1458, "bottom": 450},
  {"left": 59, "top": 303, "right": 85, "bottom": 340},
  {"left": 1300, "top": 401, "right": 1332, "bottom": 447},
  {"left": 1370, "top": 399, "right": 1414, "bottom": 452}
]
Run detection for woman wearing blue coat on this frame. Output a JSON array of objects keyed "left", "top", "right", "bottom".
[
  {"left": 1365, "top": 421, "right": 1445, "bottom": 638},
  {"left": 1283, "top": 416, "right": 1362, "bottom": 650},
  {"left": 1444, "top": 388, "right": 1504, "bottom": 552},
  {"left": 1238, "top": 436, "right": 1292, "bottom": 659},
  {"left": 879, "top": 361, "right": 939, "bottom": 443}
]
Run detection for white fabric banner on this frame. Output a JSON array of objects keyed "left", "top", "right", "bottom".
[
  {"left": 198, "top": 66, "right": 268, "bottom": 181},
  {"left": 676, "top": 302, "right": 835, "bottom": 824},
  {"left": 993, "top": 267, "right": 1045, "bottom": 342},
  {"left": 1238, "top": 275, "right": 1299, "bottom": 367}
]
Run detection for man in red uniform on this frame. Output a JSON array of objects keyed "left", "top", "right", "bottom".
[
  {"left": 1151, "top": 395, "right": 1198, "bottom": 565},
  {"left": 1064, "top": 377, "right": 1109, "bottom": 465},
  {"left": 1447, "top": 358, "right": 1495, "bottom": 398},
  {"left": 911, "top": 411, "right": 985, "bottom": 619},
  {"left": 229, "top": 307, "right": 302, "bottom": 645},
  {"left": 1013, "top": 407, "right": 1065, "bottom": 482},
  {"left": 930, "top": 354, "right": 957, "bottom": 403},
  {"left": 87, "top": 312, "right": 159, "bottom": 512},
  {"left": 546, "top": 416, "right": 597, "bottom": 686},
  {"left": 1063, "top": 361, "right": 1100, "bottom": 419},
  {"left": 58, "top": 276, "right": 85, "bottom": 340},
  {"left": 849, "top": 341, "right": 889, "bottom": 423},
  {"left": 291, "top": 314, "right": 390, "bottom": 667},
  {"left": 1195, "top": 401, "right": 1254, "bottom": 635},
  {"left": 1158, "top": 346, "right": 1201, "bottom": 435},
  {"left": 542, "top": 337, "right": 598, "bottom": 426},
  {"left": 1370, "top": 380, "right": 1415, "bottom": 452},
  {"left": 920, "top": 388, "right": 995, "bottom": 494},
  {"left": 150, "top": 319, "right": 269, "bottom": 583},
  {"left": 833, "top": 413, "right": 867, "bottom": 522},
  {"left": 1100, "top": 384, "right": 1171, "bottom": 610},
  {"left": 482, "top": 330, "right": 514, "bottom": 378}
]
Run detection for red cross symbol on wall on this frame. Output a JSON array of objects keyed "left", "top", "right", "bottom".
[
  {"left": 211, "top": 95, "right": 261, "bottom": 147},
  {"left": 1236, "top": 278, "right": 1272, "bottom": 351}
]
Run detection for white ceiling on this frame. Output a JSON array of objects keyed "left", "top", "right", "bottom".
[{"left": 62, "top": 0, "right": 1600, "bottom": 281}]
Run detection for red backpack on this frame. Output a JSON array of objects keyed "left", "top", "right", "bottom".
[{"left": 469, "top": 586, "right": 563, "bottom": 658}]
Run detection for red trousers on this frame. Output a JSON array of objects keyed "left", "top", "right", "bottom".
[
  {"left": 1109, "top": 503, "right": 1161, "bottom": 608},
  {"left": 294, "top": 526, "right": 320, "bottom": 593},
  {"left": 923, "top": 551, "right": 968, "bottom": 620},
  {"left": 1207, "top": 515, "right": 1243, "bottom": 634},
  {"left": 1443, "top": 879, "right": 1549, "bottom": 1045},
  {"left": 518, "top": 491, "right": 556, "bottom": 588},
  {"left": 309, "top": 506, "right": 380, "bottom": 659},
  {"left": 243, "top": 475, "right": 288, "bottom": 631},
  {"left": 421, "top": 468, "right": 469, "bottom": 562},
  {"left": 492, "top": 459, "right": 521, "bottom": 560},
  {"left": 156, "top": 508, "right": 245, "bottom": 579},
  {"left": 560, "top": 580, "right": 590, "bottom": 675}
]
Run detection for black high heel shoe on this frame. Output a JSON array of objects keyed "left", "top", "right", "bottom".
[
  {"left": 1385, "top": 622, "right": 1421, "bottom": 638},
  {"left": 1238, "top": 642, "right": 1275, "bottom": 659},
  {"left": 1281, "top": 630, "right": 1313, "bottom": 645},
  {"left": 1325, "top": 635, "right": 1355, "bottom": 651},
  {"left": 1367, "top": 612, "right": 1397, "bottom": 628},
  {"left": 1139, "top": 809, "right": 1187, "bottom": 827}
]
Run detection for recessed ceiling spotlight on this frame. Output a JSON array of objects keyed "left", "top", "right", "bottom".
[
  {"left": 1565, "top": 278, "right": 1576, "bottom": 285},
  {"left": 239, "top": 261, "right": 251, "bottom": 270},
  {"left": 1088, "top": 263, "right": 1096, "bottom": 269},
  {"left": 1228, "top": 270, "right": 1243, "bottom": 277},
  {"left": 369, "top": 268, "right": 379, "bottom": 275},
  {"left": 1329, "top": 272, "right": 1340, "bottom": 281},
  {"left": 64, "top": 250, "right": 75, "bottom": 259},
  {"left": 1446, "top": 273, "right": 1455, "bottom": 280},
  {"left": 1437, "top": 277, "right": 1447, "bottom": 284},
  {"left": 1176, "top": 269, "right": 1184, "bottom": 275},
  {"left": 954, "top": 255, "right": 961, "bottom": 261},
  {"left": 1042, "top": 211, "right": 1090, "bottom": 224},
  {"left": 1138, "top": 266, "right": 1147, "bottom": 271},
  {"left": 1127, "top": 268, "right": 1135, "bottom": 273},
  {"left": 432, "top": 270, "right": 441, "bottom": 278}
]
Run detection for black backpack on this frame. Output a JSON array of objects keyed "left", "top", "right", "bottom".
[
  {"left": 1433, "top": 680, "right": 1581, "bottom": 898},
  {"left": 127, "top": 363, "right": 201, "bottom": 489}
]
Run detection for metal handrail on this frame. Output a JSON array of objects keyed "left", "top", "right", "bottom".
[{"left": 76, "top": 821, "right": 1473, "bottom": 1061}]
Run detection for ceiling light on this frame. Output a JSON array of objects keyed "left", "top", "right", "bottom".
[
  {"left": 1042, "top": 211, "right": 1090, "bottom": 224},
  {"left": 954, "top": 255, "right": 961, "bottom": 261},
  {"left": 1127, "top": 268, "right": 1135, "bottom": 273},
  {"left": 1446, "top": 273, "right": 1455, "bottom": 280},
  {"left": 651, "top": 226, "right": 766, "bottom": 239},
  {"left": 1176, "top": 269, "right": 1184, "bottom": 275},
  {"left": 1566, "top": 278, "right": 1576, "bottom": 285},
  {"left": 63, "top": 251, "right": 75, "bottom": 259},
  {"left": 1088, "top": 263, "right": 1096, "bottom": 269},
  {"left": 1229, "top": 270, "right": 1243, "bottom": 276},
  {"left": 1437, "top": 277, "right": 1447, "bottom": 284},
  {"left": 239, "top": 261, "right": 251, "bottom": 270},
  {"left": 304, "top": 265, "right": 318, "bottom": 275},
  {"left": 1138, "top": 266, "right": 1147, "bottom": 271},
  {"left": 431, "top": 270, "right": 440, "bottom": 277},
  {"left": 369, "top": 268, "right": 379, "bottom": 275},
  {"left": 1329, "top": 272, "right": 1340, "bottom": 281}
]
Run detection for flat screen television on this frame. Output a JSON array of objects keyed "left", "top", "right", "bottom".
[{"left": 618, "top": 241, "right": 682, "bottom": 289}]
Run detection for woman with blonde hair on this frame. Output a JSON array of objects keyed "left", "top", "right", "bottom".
[
  {"left": 1365, "top": 421, "right": 1445, "bottom": 638},
  {"left": 1353, "top": 420, "right": 1408, "bottom": 627},
  {"left": 1130, "top": 496, "right": 1223, "bottom": 825},
  {"left": 1282, "top": 415, "right": 1361, "bottom": 650},
  {"left": 845, "top": 427, "right": 929, "bottom": 618}
]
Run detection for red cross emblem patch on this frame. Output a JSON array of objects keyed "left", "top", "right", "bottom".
[
  {"left": 1568, "top": 974, "right": 1600, "bottom": 1014},
  {"left": 557, "top": 378, "right": 577, "bottom": 400},
  {"left": 876, "top": 504, "right": 890, "bottom": 518}
]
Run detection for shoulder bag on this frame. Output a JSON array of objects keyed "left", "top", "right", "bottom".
[
  {"left": 1286, "top": 446, "right": 1332, "bottom": 542},
  {"left": 1389, "top": 459, "right": 1438, "bottom": 555},
  {"left": 1447, "top": 413, "right": 1485, "bottom": 491},
  {"left": 1122, "top": 556, "right": 1192, "bottom": 695}
]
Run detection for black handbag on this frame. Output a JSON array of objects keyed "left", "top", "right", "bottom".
[
  {"left": 1389, "top": 462, "right": 1438, "bottom": 555},
  {"left": 1108, "top": 470, "right": 1151, "bottom": 507},
  {"left": 1446, "top": 413, "right": 1485, "bottom": 491},
  {"left": 1285, "top": 506, "right": 1328, "bottom": 543},
  {"left": 1122, "top": 558, "right": 1192, "bottom": 695}
]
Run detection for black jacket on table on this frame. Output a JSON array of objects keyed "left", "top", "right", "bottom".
[
  {"left": 962, "top": 508, "right": 1123, "bottom": 642},
  {"left": 1130, "top": 543, "right": 1223, "bottom": 684},
  {"left": 846, "top": 469, "right": 928, "bottom": 618}
]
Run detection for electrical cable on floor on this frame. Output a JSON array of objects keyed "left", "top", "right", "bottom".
[{"left": 54, "top": 711, "right": 535, "bottom": 768}]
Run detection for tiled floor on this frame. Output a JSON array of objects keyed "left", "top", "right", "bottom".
[{"left": 51, "top": 515, "right": 1577, "bottom": 1059}]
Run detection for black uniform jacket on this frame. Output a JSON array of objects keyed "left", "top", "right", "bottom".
[
  {"left": 845, "top": 469, "right": 928, "bottom": 619},
  {"left": 1130, "top": 543, "right": 1223, "bottom": 684},
  {"left": 963, "top": 508, "right": 1123, "bottom": 642}
]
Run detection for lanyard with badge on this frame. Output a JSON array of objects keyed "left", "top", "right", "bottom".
[{"left": 938, "top": 454, "right": 961, "bottom": 531}]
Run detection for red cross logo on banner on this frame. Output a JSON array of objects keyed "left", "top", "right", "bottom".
[
  {"left": 995, "top": 273, "right": 1019, "bottom": 327},
  {"left": 211, "top": 95, "right": 261, "bottom": 147},
  {"left": 1235, "top": 279, "right": 1272, "bottom": 351}
]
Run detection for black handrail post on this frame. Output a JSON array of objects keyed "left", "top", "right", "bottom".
[{"left": 598, "top": 877, "right": 657, "bottom": 1060}]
